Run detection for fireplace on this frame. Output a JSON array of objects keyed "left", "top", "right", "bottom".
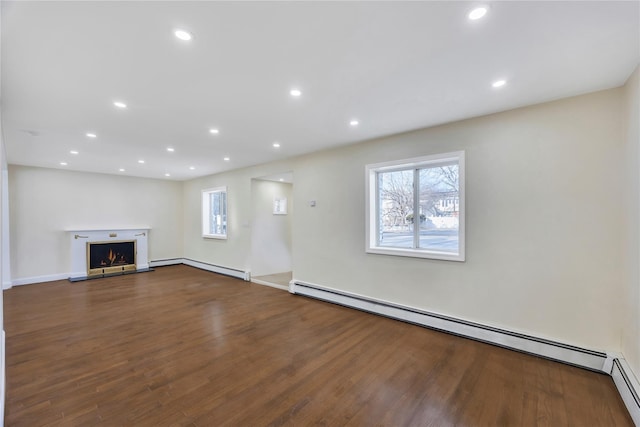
[
  {"left": 87, "top": 240, "right": 137, "bottom": 277},
  {"left": 68, "top": 229, "right": 149, "bottom": 280}
]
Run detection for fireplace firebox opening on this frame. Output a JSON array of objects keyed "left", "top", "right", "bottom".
[{"left": 87, "top": 240, "right": 137, "bottom": 277}]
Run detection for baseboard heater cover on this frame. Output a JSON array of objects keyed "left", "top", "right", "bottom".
[
  {"left": 611, "top": 358, "right": 640, "bottom": 425},
  {"left": 148, "top": 258, "right": 183, "bottom": 267},
  {"left": 289, "top": 280, "right": 608, "bottom": 373},
  {"left": 150, "top": 258, "right": 250, "bottom": 281}
]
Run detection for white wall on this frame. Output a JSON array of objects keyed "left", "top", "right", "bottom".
[
  {"left": 250, "top": 179, "right": 293, "bottom": 276},
  {"left": 0, "top": 17, "right": 6, "bottom": 417},
  {"left": 2, "top": 166, "right": 9, "bottom": 290},
  {"left": 623, "top": 65, "right": 640, "bottom": 377},
  {"left": 177, "top": 86, "right": 629, "bottom": 354},
  {"left": 181, "top": 160, "right": 293, "bottom": 272},
  {"left": 291, "top": 88, "right": 626, "bottom": 352},
  {"left": 1, "top": 8, "right": 8, "bottom": 418},
  {"left": 8, "top": 166, "right": 183, "bottom": 282}
]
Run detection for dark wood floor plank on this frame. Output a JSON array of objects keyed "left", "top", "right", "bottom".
[{"left": 3, "top": 265, "right": 633, "bottom": 426}]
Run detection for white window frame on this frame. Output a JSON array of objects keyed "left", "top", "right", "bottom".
[
  {"left": 202, "top": 186, "right": 228, "bottom": 239},
  {"left": 365, "top": 151, "right": 465, "bottom": 261}
]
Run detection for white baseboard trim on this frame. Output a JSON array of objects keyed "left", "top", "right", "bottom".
[
  {"left": 251, "top": 278, "right": 289, "bottom": 291},
  {"left": 182, "top": 258, "right": 250, "bottom": 281},
  {"left": 8, "top": 259, "right": 250, "bottom": 287},
  {"left": 289, "top": 280, "right": 609, "bottom": 373},
  {"left": 611, "top": 357, "right": 640, "bottom": 425},
  {"left": 2, "top": 281, "right": 11, "bottom": 290},
  {"left": 11, "top": 273, "right": 70, "bottom": 287}
]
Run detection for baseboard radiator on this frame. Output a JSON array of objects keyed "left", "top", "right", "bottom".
[
  {"left": 289, "top": 280, "right": 640, "bottom": 424},
  {"left": 611, "top": 358, "right": 640, "bottom": 426},
  {"left": 149, "top": 258, "right": 250, "bottom": 281}
]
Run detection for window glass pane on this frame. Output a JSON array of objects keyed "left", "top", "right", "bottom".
[
  {"left": 378, "top": 169, "right": 414, "bottom": 248},
  {"left": 209, "top": 191, "right": 227, "bottom": 235},
  {"left": 418, "top": 165, "right": 459, "bottom": 252}
]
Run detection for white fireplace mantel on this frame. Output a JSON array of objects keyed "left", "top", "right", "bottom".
[{"left": 68, "top": 228, "right": 150, "bottom": 279}]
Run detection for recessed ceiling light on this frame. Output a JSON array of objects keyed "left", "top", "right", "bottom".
[
  {"left": 273, "top": 142, "right": 281, "bottom": 148},
  {"left": 167, "top": 147, "right": 175, "bottom": 152},
  {"left": 164, "top": 173, "right": 171, "bottom": 177},
  {"left": 60, "top": 162, "right": 67, "bottom": 166},
  {"left": 210, "top": 128, "right": 220, "bottom": 135},
  {"left": 223, "top": 157, "right": 230, "bottom": 161},
  {"left": 70, "top": 150, "right": 79, "bottom": 155},
  {"left": 290, "top": 88, "right": 302, "bottom": 97},
  {"left": 492, "top": 79, "right": 507, "bottom": 88},
  {"left": 138, "top": 160, "right": 145, "bottom": 164},
  {"left": 113, "top": 101, "right": 127, "bottom": 109},
  {"left": 174, "top": 29, "right": 192, "bottom": 41},
  {"left": 279, "top": 178, "right": 284, "bottom": 182},
  {"left": 350, "top": 119, "right": 359, "bottom": 126},
  {"left": 189, "top": 166, "right": 195, "bottom": 170},
  {"left": 468, "top": 6, "right": 488, "bottom": 20},
  {"left": 86, "top": 132, "right": 97, "bottom": 138},
  {"left": 119, "top": 168, "right": 125, "bottom": 172}
]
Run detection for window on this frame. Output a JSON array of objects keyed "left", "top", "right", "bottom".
[
  {"left": 202, "top": 187, "right": 227, "bottom": 239},
  {"left": 366, "top": 151, "right": 465, "bottom": 261}
]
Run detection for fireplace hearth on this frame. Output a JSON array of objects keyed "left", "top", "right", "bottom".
[{"left": 87, "top": 240, "right": 136, "bottom": 277}]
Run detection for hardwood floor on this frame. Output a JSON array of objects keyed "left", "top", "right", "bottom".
[{"left": 3, "top": 265, "right": 633, "bottom": 426}]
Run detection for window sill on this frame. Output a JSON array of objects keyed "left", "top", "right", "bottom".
[
  {"left": 366, "top": 246, "right": 464, "bottom": 262},
  {"left": 203, "top": 234, "right": 227, "bottom": 240}
]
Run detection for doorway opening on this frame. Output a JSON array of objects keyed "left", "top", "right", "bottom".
[{"left": 250, "top": 172, "right": 293, "bottom": 290}]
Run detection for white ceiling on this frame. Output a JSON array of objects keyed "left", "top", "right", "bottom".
[{"left": 2, "top": 1, "right": 638, "bottom": 181}]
